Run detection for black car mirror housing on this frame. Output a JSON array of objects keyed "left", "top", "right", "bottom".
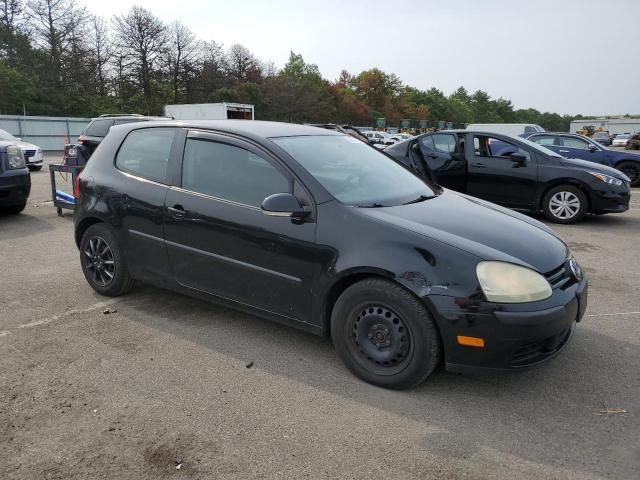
[
  {"left": 510, "top": 153, "right": 527, "bottom": 165},
  {"left": 261, "top": 193, "right": 310, "bottom": 218}
]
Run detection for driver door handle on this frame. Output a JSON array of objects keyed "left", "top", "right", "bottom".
[
  {"left": 471, "top": 162, "right": 486, "bottom": 168},
  {"left": 167, "top": 205, "right": 185, "bottom": 218}
]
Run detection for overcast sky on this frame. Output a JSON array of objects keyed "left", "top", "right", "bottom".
[{"left": 82, "top": 0, "right": 639, "bottom": 116}]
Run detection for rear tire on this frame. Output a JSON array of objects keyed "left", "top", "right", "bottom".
[
  {"left": 28, "top": 165, "right": 42, "bottom": 171},
  {"left": 542, "top": 185, "right": 587, "bottom": 224},
  {"left": 331, "top": 278, "right": 441, "bottom": 389},
  {"left": 616, "top": 161, "right": 640, "bottom": 187},
  {"left": 1, "top": 200, "right": 27, "bottom": 215},
  {"left": 79, "top": 223, "right": 135, "bottom": 297}
]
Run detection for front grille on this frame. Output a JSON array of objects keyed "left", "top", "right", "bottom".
[
  {"left": 544, "top": 263, "right": 575, "bottom": 290},
  {"left": 23, "top": 150, "right": 36, "bottom": 158}
]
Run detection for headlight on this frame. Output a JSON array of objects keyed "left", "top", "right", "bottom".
[
  {"left": 6, "top": 145, "right": 25, "bottom": 169},
  {"left": 476, "top": 261, "right": 552, "bottom": 303},
  {"left": 587, "top": 171, "right": 624, "bottom": 186}
]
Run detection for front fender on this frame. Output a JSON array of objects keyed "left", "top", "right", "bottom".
[{"left": 312, "top": 204, "right": 483, "bottom": 332}]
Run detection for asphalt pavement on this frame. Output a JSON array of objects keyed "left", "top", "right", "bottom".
[{"left": 1, "top": 156, "right": 638, "bottom": 479}]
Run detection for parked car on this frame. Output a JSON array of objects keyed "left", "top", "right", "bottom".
[
  {"left": 626, "top": 133, "right": 640, "bottom": 150},
  {"left": 0, "top": 128, "right": 44, "bottom": 171},
  {"left": 592, "top": 131, "right": 612, "bottom": 146},
  {"left": 0, "top": 141, "right": 31, "bottom": 214},
  {"left": 363, "top": 130, "right": 395, "bottom": 146},
  {"left": 465, "top": 123, "right": 545, "bottom": 136},
  {"left": 522, "top": 132, "right": 640, "bottom": 186},
  {"left": 74, "top": 121, "right": 588, "bottom": 389},
  {"left": 77, "top": 114, "right": 170, "bottom": 158},
  {"left": 611, "top": 134, "right": 630, "bottom": 148},
  {"left": 385, "top": 130, "right": 630, "bottom": 224},
  {"left": 390, "top": 133, "right": 413, "bottom": 143}
]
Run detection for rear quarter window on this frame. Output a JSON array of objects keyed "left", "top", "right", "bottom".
[
  {"left": 115, "top": 128, "right": 176, "bottom": 183},
  {"left": 84, "top": 119, "right": 113, "bottom": 137}
]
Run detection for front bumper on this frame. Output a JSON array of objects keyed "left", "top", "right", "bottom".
[
  {"left": 430, "top": 276, "right": 587, "bottom": 373},
  {"left": 590, "top": 182, "right": 630, "bottom": 214},
  {"left": 23, "top": 149, "right": 44, "bottom": 166},
  {"left": 0, "top": 169, "right": 31, "bottom": 205}
]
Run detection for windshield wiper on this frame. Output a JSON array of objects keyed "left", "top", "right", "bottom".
[
  {"left": 359, "top": 203, "right": 388, "bottom": 208},
  {"left": 402, "top": 194, "right": 433, "bottom": 205}
]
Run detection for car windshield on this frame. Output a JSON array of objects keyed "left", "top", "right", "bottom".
[
  {"left": 0, "top": 129, "right": 17, "bottom": 141},
  {"left": 517, "top": 136, "right": 563, "bottom": 157},
  {"left": 271, "top": 135, "right": 436, "bottom": 207},
  {"left": 617, "top": 135, "right": 630, "bottom": 139}
]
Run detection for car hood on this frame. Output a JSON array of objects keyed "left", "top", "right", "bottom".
[
  {"left": 558, "top": 157, "right": 627, "bottom": 179},
  {"left": 358, "top": 190, "right": 568, "bottom": 273},
  {"left": 14, "top": 140, "right": 39, "bottom": 150}
]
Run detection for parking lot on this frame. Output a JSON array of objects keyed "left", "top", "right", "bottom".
[{"left": 1, "top": 156, "right": 639, "bottom": 479}]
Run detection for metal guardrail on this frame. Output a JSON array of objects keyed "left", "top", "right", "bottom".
[{"left": 0, "top": 115, "right": 91, "bottom": 152}]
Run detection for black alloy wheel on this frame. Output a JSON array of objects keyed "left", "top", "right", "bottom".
[
  {"left": 79, "top": 223, "right": 135, "bottom": 296},
  {"left": 83, "top": 235, "right": 116, "bottom": 287}
]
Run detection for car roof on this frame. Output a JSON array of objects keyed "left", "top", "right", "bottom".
[
  {"left": 113, "top": 120, "right": 342, "bottom": 139},
  {"left": 434, "top": 129, "right": 527, "bottom": 136},
  {"left": 91, "top": 115, "right": 170, "bottom": 122},
  {"left": 537, "top": 132, "right": 578, "bottom": 135}
]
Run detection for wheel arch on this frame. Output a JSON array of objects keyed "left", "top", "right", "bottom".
[
  {"left": 321, "top": 268, "right": 443, "bottom": 339},
  {"left": 75, "top": 216, "right": 105, "bottom": 248},
  {"left": 614, "top": 157, "right": 640, "bottom": 168}
]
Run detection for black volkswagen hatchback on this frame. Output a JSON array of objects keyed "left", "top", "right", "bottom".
[{"left": 74, "top": 121, "right": 587, "bottom": 389}]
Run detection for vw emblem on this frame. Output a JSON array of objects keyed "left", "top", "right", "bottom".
[{"left": 569, "top": 258, "right": 582, "bottom": 281}]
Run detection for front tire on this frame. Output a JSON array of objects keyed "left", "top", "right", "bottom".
[
  {"left": 79, "top": 223, "right": 135, "bottom": 297},
  {"left": 331, "top": 278, "right": 441, "bottom": 389},
  {"left": 616, "top": 161, "right": 640, "bottom": 187},
  {"left": 28, "top": 165, "right": 43, "bottom": 171},
  {"left": 542, "top": 185, "right": 587, "bottom": 224}
]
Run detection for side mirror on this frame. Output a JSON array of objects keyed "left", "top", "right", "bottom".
[
  {"left": 588, "top": 144, "right": 598, "bottom": 152},
  {"left": 261, "top": 193, "right": 310, "bottom": 218},
  {"left": 510, "top": 153, "right": 527, "bottom": 165}
]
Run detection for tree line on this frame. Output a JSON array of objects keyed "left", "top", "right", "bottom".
[{"left": 1, "top": 0, "right": 583, "bottom": 130}]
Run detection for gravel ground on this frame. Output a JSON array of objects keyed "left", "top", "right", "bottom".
[{"left": 1, "top": 156, "right": 639, "bottom": 479}]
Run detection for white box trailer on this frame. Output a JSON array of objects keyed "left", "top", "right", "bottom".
[{"left": 164, "top": 103, "right": 254, "bottom": 121}]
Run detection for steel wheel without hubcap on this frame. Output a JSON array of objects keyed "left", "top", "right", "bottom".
[
  {"left": 83, "top": 236, "right": 116, "bottom": 287},
  {"left": 348, "top": 305, "right": 412, "bottom": 375},
  {"left": 331, "top": 279, "right": 441, "bottom": 389},
  {"left": 549, "top": 191, "right": 581, "bottom": 220}
]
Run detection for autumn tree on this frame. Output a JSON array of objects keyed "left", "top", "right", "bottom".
[{"left": 264, "top": 51, "right": 334, "bottom": 123}]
